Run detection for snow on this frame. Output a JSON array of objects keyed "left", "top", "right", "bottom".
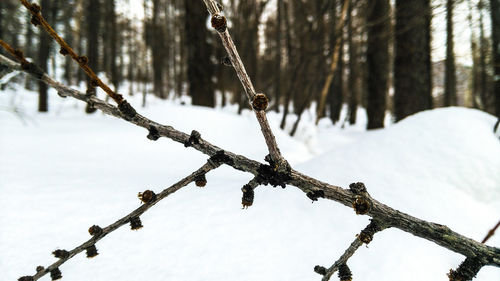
[{"left": 1, "top": 87, "right": 499, "bottom": 281}]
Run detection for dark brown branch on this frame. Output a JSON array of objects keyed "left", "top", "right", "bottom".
[
  {"left": 201, "top": 0, "right": 286, "bottom": 169},
  {"left": 20, "top": 161, "right": 221, "bottom": 281},
  {"left": 482, "top": 220, "right": 500, "bottom": 244},
  {"left": 1, "top": 53, "right": 499, "bottom": 278},
  {"left": 18, "top": 0, "right": 131, "bottom": 111}
]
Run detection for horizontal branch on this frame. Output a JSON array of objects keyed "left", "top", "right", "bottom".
[
  {"left": 23, "top": 161, "right": 220, "bottom": 281},
  {"left": 1, "top": 54, "right": 499, "bottom": 278}
]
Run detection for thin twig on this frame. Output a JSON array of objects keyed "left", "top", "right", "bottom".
[
  {"left": 19, "top": 0, "right": 129, "bottom": 107},
  {"left": 482, "top": 220, "right": 500, "bottom": 244},
  {"left": 317, "top": 220, "right": 386, "bottom": 281},
  {"left": 25, "top": 161, "right": 221, "bottom": 281},
  {"left": 201, "top": 0, "right": 287, "bottom": 169},
  {"left": 2, "top": 54, "right": 500, "bottom": 277}
]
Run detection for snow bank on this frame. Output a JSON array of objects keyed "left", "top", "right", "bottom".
[{"left": 0, "top": 89, "right": 499, "bottom": 281}]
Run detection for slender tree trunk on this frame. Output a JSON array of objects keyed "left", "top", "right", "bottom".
[
  {"left": 152, "top": 0, "right": 166, "bottom": 99},
  {"left": 366, "top": 0, "right": 390, "bottom": 129},
  {"left": 24, "top": 11, "right": 35, "bottom": 90},
  {"left": 444, "top": 0, "right": 457, "bottom": 106},
  {"left": 37, "top": 0, "right": 51, "bottom": 112},
  {"left": 85, "top": 0, "right": 100, "bottom": 114},
  {"left": 394, "top": 0, "right": 433, "bottom": 121},
  {"left": 109, "top": 0, "right": 118, "bottom": 93},
  {"left": 184, "top": 0, "right": 215, "bottom": 107},
  {"left": 280, "top": 0, "right": 293, "bottom": 129},
  {"left": 479, "top": 1, "right": 488, "bottom": 110},
  {"left": 467, "top": 0, "right": 479, "bottom": 108},
  {"left": 491, "top": 0, "right": 500, "bottom": 117},
  {"left": 347, "top": 0, "right": 358, "bottom": 125},
  {"left": 275, "top": 0, "right": 283, "bottom": 112}
]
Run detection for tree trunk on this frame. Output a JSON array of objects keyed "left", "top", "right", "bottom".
[
  {"left": 347, "top": 0, "right": 358, "bottom": 125},
  {"left": 85, "top": 0, "right": 100, "bottom": 114},
  {"left": 275, "top": 0, "right": 283, "bottom": 112},
  {"left": 184, "top": 0, "right": 215, "bottom": 107},
  {"left": 152, "top": 0, "right": 166, "bottom": 99},
  {"left": 394, "top": 0, "right": 433, "bottom": 121},
  {"left": 491, "top": 0, "right": 500, "bottom": 117},
  {"left": 444, "top": 0, "right": 457, "bottom": 106},
  {"left": 366, "top": 0, "right": 390, "bottom": 129},
  {"left": 280, "top": 0, "right": 293, "bottom": 129},
  {"left": 37, "top": 0, "right": 51, "bottom": 112},
  {"left": 479, "top": 1, "right": 488, "bottom": 110}
]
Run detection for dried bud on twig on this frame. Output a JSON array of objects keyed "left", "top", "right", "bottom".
[
  {"left": 338, "top": 264, "right": 352, "bottom": 281},
  {"left": 138, "top": 190, "right": 157, "bottom": 204},
  {"left": 77, "top": 56, "right": 89, "bottom": 65},
  {"left": 306, "top": 189, "right": 325, "bottom": 202},
  {"left": 90, "top": 79, "right": 99, "bottom": 88},
  {"left": 30, "top": 15, "right": 41, "bottom": 26},
  {"left": 36, "top": 266, "right": 45, "bottom": 273},
  {"left": 52, "top": 249, "right": 69, "bottom": 259},
  {"left": 252, "top": 93, "right": 269, "bottom": 111},
  {"left": 130, "top": 216, "right": 143, "bottom": 230},
  {"left": 147, "top": 126, "right": 160, "bottom": 141},
  {"left": 195, "top": 174, "right": 207, "bottom": 187},
  {"left": 314, "top": 265, "right": 327, "bottom": 276},
  {"left": 29, "top": 3, "right": 41, "bottom": 14},
  {"left": 184, "top": 130, "right": 201, "bottom": 147},
  {"left": 221, "top": 56, "right": 232, "bottom": 66},
  {"left": 50, "top": 268, "right": 62, "bottom": 280},
  {"left": 241, "top": 184, "right": 254, "bottom": 208},
  {"left": 118, "top": 100, "right": 137, "bottom": 120},
  {"left": 59, "top": 47, "right": 69, "bottom": 56},
  {"left": 88, "top": 225, "right": 103, "bottom": 236},
  {"left": 86, "top": 244, "right": 99, "bottom": 258},
  {"left": 352, "top": 196, "right": 371, "bottom": 215},
  {"left": 349, "top": 182, "right": 367, "bottom": 194},
  {"left": 211, "top": 14, "right": 227, "bottom": 32}
]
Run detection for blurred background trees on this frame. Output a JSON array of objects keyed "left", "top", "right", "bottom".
[{"left": 0, "top": 0, "right": 499, "bottom": 130}]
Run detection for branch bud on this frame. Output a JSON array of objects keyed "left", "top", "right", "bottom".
[
  {"left": 211, "top": 14, "right": 227, "bottom": 32},
  {"left": 252, "top": 93, "right": 268, "bottom": 111}
]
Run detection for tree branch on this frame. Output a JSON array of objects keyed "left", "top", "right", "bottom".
[
  {"left": 201, "top": 0, "right": 287, "bottom": 169},
  {"left": 2, "top": 53, "right": 499, "bottom": 278},
  {"left": 315, "top": 220, "right": 386, "bottom": 281},
  {"left": 17, "top": 160, "right": 221, "bottom": 281}
]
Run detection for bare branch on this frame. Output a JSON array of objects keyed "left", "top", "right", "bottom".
[
  {"left": 482, "top": 219, "right": 500, "bottom": 244},
  {"left": 18, "top": 0, "right": 135, "bottom": 115},
  {"left": 18, "top": 161, "right": 221, "bottom": 281},
  {"left": 201, "top": 0, "right": 287, "bottom": 169},
  {"left": 315, "top": 220, "right": 386, "bottom": 281},
  {"left": 2, "top": 53, "right": 499, "bottom": 278}
]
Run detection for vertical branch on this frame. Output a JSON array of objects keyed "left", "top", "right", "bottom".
[{"left": 200, "top": 0, "right": 287, "bottom": 169}]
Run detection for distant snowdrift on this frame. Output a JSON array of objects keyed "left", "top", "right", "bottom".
[{"left": 0, "top": 90, "right": 499, "bottom": 281}]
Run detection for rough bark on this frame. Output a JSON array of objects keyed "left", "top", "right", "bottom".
[
  {"left": 490, "top": 0, "right": 500, "bottom": 117},
  {"left": 366, "top": 0, "right": 389, "bottom": 129},
  {"left": 185, "top": 0, "right": 215, "bottom": 106},
  {"left": 394, "top": 0, "right": 433, "bottom": 121},
  {"left": 37, "top": 0, "right": 51, "bottom": 112},
  {"left": 444, "top": 0, "right": 457, "bottom": 106}
]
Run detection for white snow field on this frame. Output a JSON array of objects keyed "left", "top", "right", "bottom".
[{"left": 1, "top": 87, "right": 499, "bottom": 281}]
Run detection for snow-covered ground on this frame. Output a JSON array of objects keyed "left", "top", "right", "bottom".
[{"left": 1, "top": 86, "right": 499, "bottom": 281}]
